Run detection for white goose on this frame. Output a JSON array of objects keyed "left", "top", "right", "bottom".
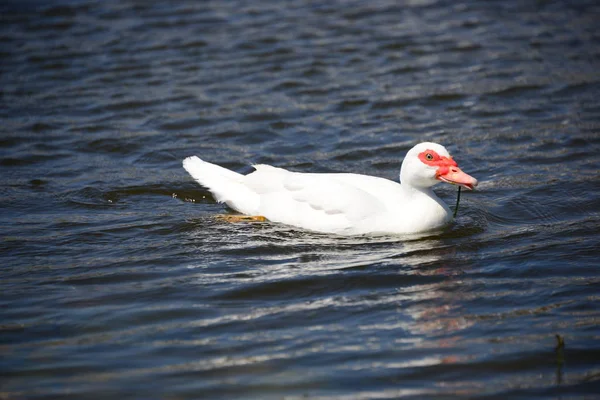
[{"left": 183, "top": 142, "right": 477, "bottom": 235}]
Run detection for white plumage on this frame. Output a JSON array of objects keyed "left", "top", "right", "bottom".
[{"left": 183, "top": 142, "right": 478, "bottom": 235}]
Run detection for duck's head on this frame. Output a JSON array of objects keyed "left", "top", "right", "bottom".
[{"left": 400, "top": 142, "right": 478, "bottom": 190}]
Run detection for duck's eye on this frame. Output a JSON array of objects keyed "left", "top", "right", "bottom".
[{"left": 425, "top": 153, "right": 434, "bottom": 161}]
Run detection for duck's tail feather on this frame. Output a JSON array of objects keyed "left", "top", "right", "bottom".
[{"left": 182, "top": 156, "right": 259, "bottom": 214}]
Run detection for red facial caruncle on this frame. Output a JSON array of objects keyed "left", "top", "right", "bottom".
[{"left": 418, "top": 149, "right": 478, "bottom": 190}]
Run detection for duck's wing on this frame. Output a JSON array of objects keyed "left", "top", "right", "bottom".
[{"left": 244, "top": 165, "right": 386, "bottom": 233}]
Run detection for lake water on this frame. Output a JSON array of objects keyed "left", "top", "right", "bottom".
[{"left": 1, "top": 0, "right": 600, "bottom": 398}]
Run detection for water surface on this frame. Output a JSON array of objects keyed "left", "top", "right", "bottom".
[{"left": 1, "top": 0, "right": 600, "bottom": 398}]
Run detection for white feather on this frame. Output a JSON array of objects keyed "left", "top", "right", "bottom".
[{"left": 182, "top": 156, "right": 259, "bottom": 214}]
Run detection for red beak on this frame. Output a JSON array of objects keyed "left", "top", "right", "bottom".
[{"left": 437, "top": 165, "right": 478, "bottom": 190}]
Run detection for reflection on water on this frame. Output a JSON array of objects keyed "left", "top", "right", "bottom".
[{"left": 184, "top": 218, "right": 477, "bottom": 378}]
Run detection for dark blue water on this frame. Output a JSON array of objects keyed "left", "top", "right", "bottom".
[{"left": 1, "top": 0, "right": 600, "bottom": 398}]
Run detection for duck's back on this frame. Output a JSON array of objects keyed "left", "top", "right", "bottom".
[{"left": 243, "top": 165, "right": 397, "bottom": 234}]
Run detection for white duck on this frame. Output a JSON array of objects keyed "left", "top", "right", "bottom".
[{"left": 183, "top": 142, "right": 477, "bottom": 235}]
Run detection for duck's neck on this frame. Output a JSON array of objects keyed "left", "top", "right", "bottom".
[
  {"left": 400, "top": 182, "right": 451, "bottom": 213},
  {"left": 402, "top": 183, "right": 438, "bottom": 200}
]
